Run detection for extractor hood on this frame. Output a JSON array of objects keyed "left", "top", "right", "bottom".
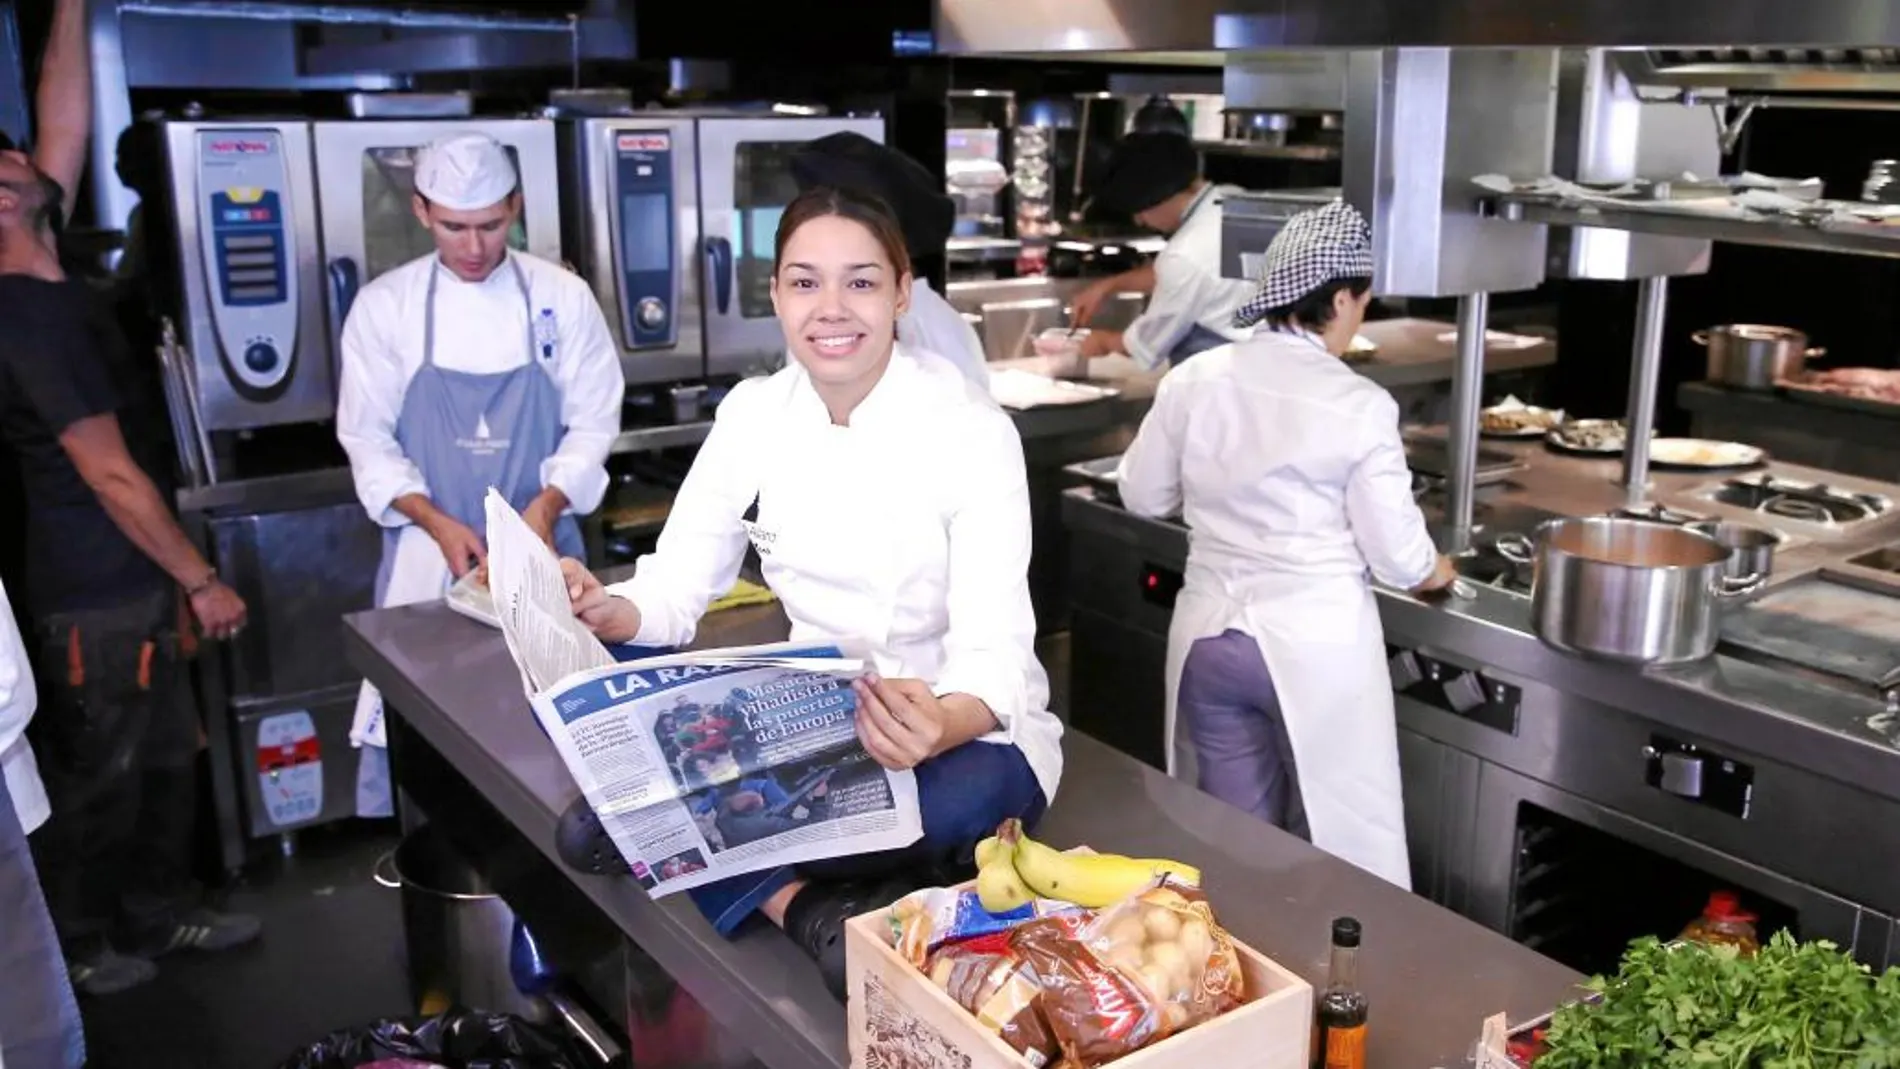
[{"left": 933, "top": 0, "right": 1900, "bottom": 56}]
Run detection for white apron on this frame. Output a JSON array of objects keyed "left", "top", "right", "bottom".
[{"left": 1163, "top": 563, "right": 1410, "bottom": 889}]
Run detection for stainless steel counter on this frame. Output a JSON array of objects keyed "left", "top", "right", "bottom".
[
  {"left": 1059, "top": 442, "right": 1900, "bottom": 974},
  {"left": 343, "top": 601, "right": 1582, "bottom": 1069}
]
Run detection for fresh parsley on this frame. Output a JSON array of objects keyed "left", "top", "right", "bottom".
[{"left": 1537, "top": 931, "right": 1900, "bottom": 1068}]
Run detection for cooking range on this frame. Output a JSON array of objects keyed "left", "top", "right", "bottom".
[{"left": 1060, "top": 455, "right": 1900, "bottom": 978}]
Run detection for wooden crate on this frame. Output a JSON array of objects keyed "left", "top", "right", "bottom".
[{"left": 845, "top": 888, "right": 1314, "bottom": 1069}]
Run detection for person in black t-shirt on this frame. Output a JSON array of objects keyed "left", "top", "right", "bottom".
[{"left": 0, "top": 0, "right": 260, "bottom": 998}]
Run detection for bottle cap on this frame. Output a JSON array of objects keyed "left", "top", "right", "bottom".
[{"left": 1332, "top": 916, "right": 1362, "bottom": 947}]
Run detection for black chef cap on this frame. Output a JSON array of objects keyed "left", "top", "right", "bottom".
[
  {"left": 1091, "top": 131, "right": 1200, "bottom": 216},
  {"left": 790, "top": 132, "right": 956, "bottom": 257}
]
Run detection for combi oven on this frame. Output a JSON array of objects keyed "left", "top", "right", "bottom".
[
  {"left": 559, "top": 112, "right": 885, "bottom": 386},
  {"left": 158, "top": 118, "right": 562, "bottom": 435}
]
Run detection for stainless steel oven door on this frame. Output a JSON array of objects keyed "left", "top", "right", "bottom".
[
  {"left": 163, "top": 120, "right": 332, "bottom": 431},
  {"left": 567, "top": 117, "right": 703, "bottom": 387},
  {"left": 311, "top": 119, "right": 564, "bottom": 331},
  {"left": 1468, "top": 762, "right": 1884, "bottom": 965},
  {"left": 694, "top": 115, "right": 886, "bottom": 377}
]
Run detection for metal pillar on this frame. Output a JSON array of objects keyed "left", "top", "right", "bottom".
[
  {"left": 1446, "top": 291, "right": 1491, "bottom": 553},
  {"left": 1620, "top": 276, "right": 1669, "bottom": 506}
]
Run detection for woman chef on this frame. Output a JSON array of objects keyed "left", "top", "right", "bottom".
[
  {"left": 1068, "top": 132, "right": 1257, "bottom": 369},
  {"left": 1115, "top": 200, "right": 1456, "bottom": 889},
  {"left": 337, "top": 132, "right": 625, "bottom": 812},
  {"left": 789, "top": 132, "right": 990, "bottom": 389},
  {"left": 560, "top": 186, "right": 1060, "bottom": 998}
]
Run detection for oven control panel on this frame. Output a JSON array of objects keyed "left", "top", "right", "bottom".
[
  {"left": 611, "top": 129, "right": 679, "bottom": 350},
  {"left": 1387, "top": 644, "right": 1520, "bottom": 735},
  {"left": 197, "top": 129, "right": 298, "bottom": 398}
]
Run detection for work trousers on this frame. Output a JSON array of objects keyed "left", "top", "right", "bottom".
[
  {"left": 690, "top": 740, "right": 1048, "bottom": 935},
  {"left": 27, "top": 590, "right": 200, "bottom": 958},
  {"left": 1178, "top": 629, "right": 1311, "bottom": 838},
  {"left": 0, "top": 768, "right": 86, "bottom": 1069}
]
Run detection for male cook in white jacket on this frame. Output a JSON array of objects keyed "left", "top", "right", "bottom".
[
  {"left": 337, "top": 132, "right": 624, "bottom": 811},
  {"left": 1070, "top": 132, "right": 1258, "bottom": 370},
  {"left": 1, "top": 578, "right": 85, "bottom": 1069}
]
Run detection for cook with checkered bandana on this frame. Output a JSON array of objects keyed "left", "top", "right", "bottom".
[{"left": 1114, "top": 199, "right": 1458, "bottom": 888}]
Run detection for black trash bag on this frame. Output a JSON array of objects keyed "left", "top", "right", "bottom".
[{"left": 277, "top": 1008, "right": 587, "bottom": 1069}]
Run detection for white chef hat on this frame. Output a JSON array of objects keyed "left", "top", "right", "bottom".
[
  {"left": 1233, "top": 199, "right": 1375, "bottom": 328},
  {"left": 413, "top": 132, "right": 519, "bottom": 211}
]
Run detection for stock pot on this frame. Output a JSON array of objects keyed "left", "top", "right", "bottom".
[
  {"left": 1496, "top": 517, "right": 1765, "bottom": 665},
  {"left": 1694, "top": 324, "right": 1824, "bottom": 391}
]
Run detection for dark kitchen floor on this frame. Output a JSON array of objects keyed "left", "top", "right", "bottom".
[{"left": 79, "top": 819, "right": 412, "bottom": 1069}]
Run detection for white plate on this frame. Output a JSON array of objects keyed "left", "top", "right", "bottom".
[{"left": 1647, "top": 438, "right": 1767, "bottom": 469}]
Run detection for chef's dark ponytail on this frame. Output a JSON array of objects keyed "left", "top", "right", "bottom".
[{"left": 773, "top": 185, "right": 913, "bottom": 281}]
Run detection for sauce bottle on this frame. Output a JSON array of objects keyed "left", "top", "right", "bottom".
[
  {"left": 1313, "top": 916, "right": 1369, "bottom": 1069},
  {"left": 1679, "top": 890, "right": 1761, "bottom": 957}
]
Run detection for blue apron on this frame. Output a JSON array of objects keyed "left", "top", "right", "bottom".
[
  {"left": 1165, "top": 185, "right": 1236, "bottom": 367},
  {"left": 357, "top": 255, "right": 586, "bottom": 816}
]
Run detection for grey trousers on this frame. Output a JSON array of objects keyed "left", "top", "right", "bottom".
[
  {"left": 1178, "top": 629, "right": 1311, "bottom": 839},
  {"left": 1, "top": 778, "right": 86, "bottom": 1069}
]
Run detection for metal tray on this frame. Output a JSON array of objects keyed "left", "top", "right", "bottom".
[
  {"left": 1403, "top": 435, "right": 1528, "bottom": 485},
  {"left": 1065, "top": 455, "right": 1124, "bottom": 501},
  {"left": 1778, "top": 380, "right": 1900, "bottom": 420},
  {"left": 1718, "top": 572, "right": 1900, "bottom": 690}
]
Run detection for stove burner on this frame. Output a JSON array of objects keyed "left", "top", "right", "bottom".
[
  {"left": 1704, "top": 474, "right": 1890, "bottom": 526},
  {"left": 1457, "top": 546, "right": 1535, "bottom": 597}
]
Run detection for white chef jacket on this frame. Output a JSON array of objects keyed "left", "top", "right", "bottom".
[
  {"left": 900, "top": 279, "right": 990, "bottom": 390},
  {"left": 608, "top": 344, "right": 1062, "bottom": 804},
  {"left": 1119, "top": 331, "right": 1437, "bottom": 590},
  {"left": 337, "top": 250, "right": 625, "bottom": 528},
  {"left": 1122, "top": 184, "right": 1259, "bottom": 372},
  {"left": 0, "top": 579, "right": 48, "bottom": 834}
]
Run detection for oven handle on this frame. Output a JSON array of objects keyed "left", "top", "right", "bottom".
[
  {"left": 329, "top": 257, "right": 361, "bottom": 328},
  {"left": 704, "top": 236, "right": 733, "bottom": 315}
]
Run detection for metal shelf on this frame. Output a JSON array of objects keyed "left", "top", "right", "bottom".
[
  {"left": 1481, "top": 193, "right": 1900, "bottom": 261},
  {"left": 610, "top": 422, "right": 713, "bottom": 456},
  {"left": 1194, "top": 139, "right": 1340, "bottom": 161}
]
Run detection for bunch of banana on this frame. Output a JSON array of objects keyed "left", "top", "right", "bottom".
[{"left": 974, "top": 818, "right": 1202, "bottom": 912}]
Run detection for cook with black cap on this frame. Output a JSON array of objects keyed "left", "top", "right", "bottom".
[
  {"left": 790, "top": 132, "right": 989, "bottom": 388},
  {"left": 1069, "top": 132, "right": 1257, "bottom": 369},
  {"left": 337, "top": 131, "right": 625, "bottom": 812},
  {"left": 1115, "top": 200, "right": 1457, "bottom": 889}
]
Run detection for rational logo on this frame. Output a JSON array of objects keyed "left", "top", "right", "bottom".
[
  {"left": 617, "top": 132, "right": 671, "bottom": 153},
  {"left": 207, "top": 139, "right": 273, "bottom": 156}
]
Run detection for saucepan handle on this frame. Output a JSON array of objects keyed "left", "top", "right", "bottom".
[
  {"left": 1691, "top": 329, "right": 1711, "bottom": 346},
  {"left": 1803, "top": 346, "right": 1827, "bottom": 359},
  {"left": 1715, "top": 572, "right": 1766, "bottom": 601},
  {"left": 1494, "top": 534, "right": 1535, "bottom": 565}
]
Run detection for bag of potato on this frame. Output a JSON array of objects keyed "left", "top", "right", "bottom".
[{"left": 1010, "top": 879, "right": 1245, "bottom": 1067}]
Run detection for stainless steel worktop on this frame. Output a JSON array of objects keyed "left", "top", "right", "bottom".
[{"left": 343, "top": 601, "right": 1582, "bottom": 1069}]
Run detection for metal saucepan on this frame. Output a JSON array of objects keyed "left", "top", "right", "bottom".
[
  {"left": 1694, "top": 324, "right": 1825, "bottom": 391},
  {"left": 1496, "top": 517, "right": 1765, "bottom": 665},
  {"left": 1689, "top": 521, "right": 1781, "bottom": 582}
]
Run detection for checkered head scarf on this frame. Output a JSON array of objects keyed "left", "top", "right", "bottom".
[{"left": 1233, "top": 199, "right": 1374, "bottom": 329}]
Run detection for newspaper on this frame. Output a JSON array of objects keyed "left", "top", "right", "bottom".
[{"left": 481, "top": 489, "right": 924, "bottom": 896}]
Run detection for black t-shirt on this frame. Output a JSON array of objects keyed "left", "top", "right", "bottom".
[{"left": 0, "top": 274, "right": 174, "bottom": 615}]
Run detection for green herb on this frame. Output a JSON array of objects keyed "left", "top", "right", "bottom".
[{"left": 1536, "top": 931, "right": 1900, "bottom": 1068}]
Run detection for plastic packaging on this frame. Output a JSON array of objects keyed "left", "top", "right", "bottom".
[
  {"left": 1678, "top": 890, "right": 1761, "bottom": 957},
  {"left": 891, "top": 887, "right": 1089, "bottom": 969},
  {"left": 926, "top": 940, "right": 1066, "bottom": 1067},
  {"left": 274, "top": 1010, "right": 585, "bottom": 1069},
  {"left": 1012, "top": 881, "right": 1245, "bottom": 1067}
]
